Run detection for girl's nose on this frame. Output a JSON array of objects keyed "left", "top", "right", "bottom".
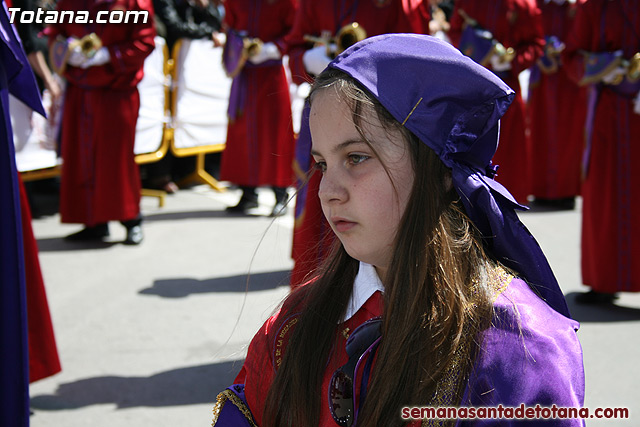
[{"left": 318, "top": 168, "right": 347, "bottom": 205}]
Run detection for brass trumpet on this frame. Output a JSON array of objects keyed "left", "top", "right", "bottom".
[
  {"left": 75, "top": 33, "right": 102, "bottom": 58},
  {"left": 607, "top": 52, "right": 640, "bottom": 85},
  {"left": 243, "top": 37, "right": 263, "bottom": 59},
  {"left": 303, "top": 22, "right": 367, "bottom": 59},
  {"left": 625, "top": 52, "right": 640, "bottom": 82}
]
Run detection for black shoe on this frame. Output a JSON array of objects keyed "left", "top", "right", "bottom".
[
  {"left": 124, "top": 224, "right": 144, "bottom": 245},
  {"left": 64, "top": 224, "right": 109, "bottom": 241},
  {"left": 121, "top": 216, "right": 143, "bottom": 245},
  {"left": 575, "top": 290, "right": 618, "bottom": 304},
  {"left": 226, "top": 196, "right": 259, "bottom": 213}
]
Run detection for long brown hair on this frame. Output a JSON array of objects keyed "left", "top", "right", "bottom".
[{"left": 263, "top": 69, "right": 495, "bottom": 426}]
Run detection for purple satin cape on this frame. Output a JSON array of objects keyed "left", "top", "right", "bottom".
[
  {"left": 1, "top": 2, "right": 44, "bottom": 425},
  {"left": 461, "top": 277, "right": 585, "bottom": 426},
  {"left": 329, "top": 34, "right": 571, "bottom": 318}
]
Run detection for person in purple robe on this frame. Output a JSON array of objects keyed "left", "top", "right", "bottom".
[
  {"left": 1, "top": 1, "right": 46, "bottom": 425},
  {"left": 211, "top": 34, "right": 585, "bottom": 427}
]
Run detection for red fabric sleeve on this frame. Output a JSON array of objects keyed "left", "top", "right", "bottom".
[
  {"left": 107, "top": 0, "right": 156, "bottom": 75},
  {"left": 510, "top": 0, "right": 544, "bottom": 75}
]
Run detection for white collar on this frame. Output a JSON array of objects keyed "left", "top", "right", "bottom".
[{"left": 343, "top": 262, "right": 385, "bottom": 322}]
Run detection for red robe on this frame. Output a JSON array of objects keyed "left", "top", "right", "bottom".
[
  {"left": 449, "top": 0, "right": 545, "bottom": 205},
  {"left": 527, "top": 0, "right": 586, "bottom": 200},
  {"left": 219, "top": 0, "right": 297, "bottom": 189},
  {"left": 19, "top": 177, "right": 62, "bottom": 382},
  {"left": 49, "top": 0, "right": 155, "bottom": 225},
  {"left": 563, "top": 0, "right": 640, "bottom": 294},
  {"left": 288, "top": 0, "right": 430, "bottom": 287}
]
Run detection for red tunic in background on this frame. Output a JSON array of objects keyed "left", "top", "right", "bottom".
[
  {"left": 219, "top": 0, "right": 297, "bottom": 189},
  {"left": 563, "top": 0, "right": 640, "bottom": 294},
  {"left": 287, "top": 0, "right": 430, "bottom": 287},
  {"left": 449, "top": 0, "right": 544, "bottom": 204},
  {"left": 527, "top": 0, "right": 585, "bottom": 200},
  {"left": 19, "top": 177, "right": 61, "bottom": 382},
  {"left": 49, "top": 0, "right": 155, "bottom": 225}
]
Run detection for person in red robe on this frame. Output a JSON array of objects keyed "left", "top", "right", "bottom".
[
  {"left": 563, "top": 0, "right": 640, "bottom": 303},
  {"left": 48, "top": 0, "right": 155, "bottom": 244},
  {"left": 527, "top": 0, "right": 586, "bottom": 209},
  {"left": 448, "top": 0, "right": 545, "bottom": 205},
  {"left": 220, "top": 0, "right": 297, "bottom": 217},
  {"left": 287, "top": 0, "right": 431, "bottom": 287}
]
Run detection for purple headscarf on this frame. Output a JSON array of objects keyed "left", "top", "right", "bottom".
[{"left": 329, "top": 34, "right": 570, "bottom": 318}]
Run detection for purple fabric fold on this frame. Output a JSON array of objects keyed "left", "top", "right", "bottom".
[
  {"left": 329, "top": 34, "right": 571, "bottom": 317},
  {"left": 460, "top": 277, "right": 585, "bottom": 426},
  {"left": 1, "top": 1, "right": 44, "bottom": 116}
]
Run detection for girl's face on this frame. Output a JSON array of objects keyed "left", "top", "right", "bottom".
[{"left": 310, "top": 88, "right": 415, "bottom": 283}]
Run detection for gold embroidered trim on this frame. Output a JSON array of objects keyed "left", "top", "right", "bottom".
[
  {"left": 421, "top": 264, "right": 513, "bottom": 427},
  {"left": 211, "top": 389, "right": 258, "bottom": 427},
  {"left": 402, "top": 97, "right": 423, "bottom": 125},
  {"left": 342, "top": 327, "right": 351, "bottom": 339},
  {"left": 488, "top": 264, "right": 513, "bottom": 302}
]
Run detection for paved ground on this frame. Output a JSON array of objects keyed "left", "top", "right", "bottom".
[{"left": 26, "top": 182, "right": 639, "bottom": 426}]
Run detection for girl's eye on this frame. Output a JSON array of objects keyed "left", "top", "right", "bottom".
[
  {"left": 313, "top": 161, "right": 327, "bottom": 173},
  {"left": 348, "top": 154, "right": 369, "bottom": 166}
]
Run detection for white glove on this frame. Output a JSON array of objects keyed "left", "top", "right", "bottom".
[
  {"left": 67, "top": 43, "right": 87, "bottom": 67},
  {"left": 79, "top": 47, "right": 110, "bottom": 69},
  {"left": 303, "top": 44, "right": 332, "bottom": 76},
  {"left": 633, "top": 91, "right": 640, "bottom": 115},
  {"left": 248, "top": 41, "right": 281, "bottom": 64},
  {"left": 489, "top": 52, "right": 512, "bottom": 72}
]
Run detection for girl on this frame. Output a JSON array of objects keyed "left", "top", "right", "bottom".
[{"left": 212, "top": 34, "right": 585, "bottom": 426}]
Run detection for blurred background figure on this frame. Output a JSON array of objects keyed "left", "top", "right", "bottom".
[
  {"left": 220, "top": 0, "right": 297, "bottom": 216},
  {"left": 449, "top": 0, "right": 544, "bottom": 205},
  {"left": 12, "top": 0, "right": 62, "bottom": 112},
  {"left": 154, "top": 0, "right": 222, "bottom": 52},
  {"left": 527, "top": 0, "right": 587, "bottom": 209},
  {"left": 527, "top": 0, "right": 585, "bottom": 210},
  {"left": 428, "top": 0, "right": 454, "bottom": 41},
  {"left": 285, "top": 0, "right": 430, "bottom": 287},
  {"left": 48, "top": 0, "right": 155, "bottom": 244},
  {"left": 563, "top": 0, "right": 640, "bottom": 304},
  {"left": 142, "top": 0, "right": 223, "bottom": 193}
]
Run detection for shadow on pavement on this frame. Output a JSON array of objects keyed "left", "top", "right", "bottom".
[
  {"left": 30, "top": 360, "right": 243, "bottom": 410},
  {"left": 566, "top": 292, "right": 640, "bottom": 323},
  {"left": 144, "top": 210, "right": 237, "bottom": 222},
  {"left": 36, "top": 237, "right": 119, "bottom": 252},
  {"left": 139, "top": 270, "right": 291, "bottom": 298}
]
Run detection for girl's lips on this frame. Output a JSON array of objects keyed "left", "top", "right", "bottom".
[{"left": 332, "top": 219, "right": 357, "bottom": 233}]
